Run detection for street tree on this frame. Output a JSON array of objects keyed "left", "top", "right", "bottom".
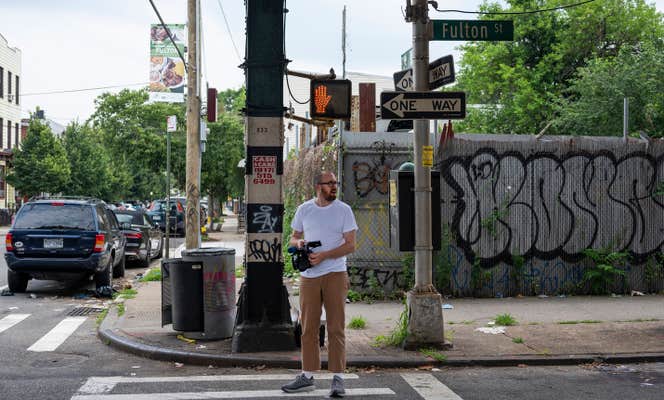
[
  {"left": 61, "top": 122, "right": 116, "bottom": 200},
  {"left": 89, "top": 88, "right": 185, "bottom": 200},
  {"left": 7, "top": 118, "right": 70, "bottom": 198},
  {"left": 455, "top": 0, "right": 664, "bottom": 135}
]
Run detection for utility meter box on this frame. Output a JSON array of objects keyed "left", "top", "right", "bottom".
[{"left": 389, "top": 170, "right": 441, "bottom": 251}]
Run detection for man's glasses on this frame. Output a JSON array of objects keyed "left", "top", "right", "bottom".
[{"left": 319, "top": 181, "right": 338, "bottom": 186}]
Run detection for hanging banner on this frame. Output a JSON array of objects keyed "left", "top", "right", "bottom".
[{"left": 149, "top": 24, "right": 186, "bottom": 103}]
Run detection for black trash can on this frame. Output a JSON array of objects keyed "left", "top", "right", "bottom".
[
  {"left": 163, "top": 258, "right": 204, "bottom": 332},
  {"left": 181, "top": 247, "right": 236, "bottom": 339}
]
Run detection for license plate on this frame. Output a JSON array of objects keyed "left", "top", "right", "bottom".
[
  {"left": 152, "top": 215, "right": 161, "bottom": 221},
  {"left": 44, "top": 238, "right": 63, "bottom": 249}
]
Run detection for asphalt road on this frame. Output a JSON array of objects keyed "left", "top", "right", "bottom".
[{"left": 1, "top": 236, "right": 663, "bottom": 399}]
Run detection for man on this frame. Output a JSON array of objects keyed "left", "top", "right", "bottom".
[{"left": 281, "top": 171, "right": 358, "bottom": 398}]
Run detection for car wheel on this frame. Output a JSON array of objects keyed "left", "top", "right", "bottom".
[
  {"left": 113, "top": 253, "right": 126, "bottom": 278},
  {"left": 140, "top": 242, "right": 151, "bottom": 268},
  {"left": 95, "top": 257, "right": 113, "bottom": 289},
  {"left": 7, "top": 269, "right": 29, "bottom": 293}
]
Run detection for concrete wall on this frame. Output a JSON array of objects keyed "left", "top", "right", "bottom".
[{"left": 439, "top": 134, "right": 664, "bottom": 296}]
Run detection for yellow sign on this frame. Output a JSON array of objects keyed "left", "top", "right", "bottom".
[
  {"left": 390, "top": 180, "right": 397, "bottom": 207},
  {"left": 422, "top": 145, "right": 434, "bottom": 167}
]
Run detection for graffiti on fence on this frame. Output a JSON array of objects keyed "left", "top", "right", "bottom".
[
  {"left": 349, "top": 266, "right": 401, "bottom": 292},
  {"left": 442, "top": 149, "right": 664, "bottom": 266}
]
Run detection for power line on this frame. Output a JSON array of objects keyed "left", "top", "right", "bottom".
[
  {"left": 21, "top": 82, "right": 150, "bottom": 96},
  {"left": 215, "top": 0, "right": 242, "bottom": 61},
  {"left": 431, "top": 0, "right": 597, "bottom": 15}
]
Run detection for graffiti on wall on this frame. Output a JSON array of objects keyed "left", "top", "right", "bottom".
[{"left": 441, "top": 149, "right": 664, "bottom": 266}]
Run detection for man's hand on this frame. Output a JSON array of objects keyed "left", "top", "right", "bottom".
[
  {"left": 308, "top": 251, "right": 326, "bottom": 266},
  {"left": 314, "top": 85, "right": 332, "bottom": 114}
]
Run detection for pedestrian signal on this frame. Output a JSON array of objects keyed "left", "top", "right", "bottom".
[{"left": 309, "top": 79, "right": 352, "bottom": 120}]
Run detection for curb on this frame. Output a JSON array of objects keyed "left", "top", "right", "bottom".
[{"left": 98, "top": 310, "right": 664, "bottom": 368}]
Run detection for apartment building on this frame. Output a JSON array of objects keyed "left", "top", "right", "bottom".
[{"left": 0, "top": 33, "right": 22, "bottom": 212}]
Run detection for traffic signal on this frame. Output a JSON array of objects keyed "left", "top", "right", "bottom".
[{"left": 309, "top": 79, "right": 352, "bottom": 120}]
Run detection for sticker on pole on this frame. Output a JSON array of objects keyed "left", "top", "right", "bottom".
[
  {"left": 422, "top": 145, "right": 433, "bottom": 167},
  {"left": 167, "top": 115, "right": 177, "bottom": 132}
]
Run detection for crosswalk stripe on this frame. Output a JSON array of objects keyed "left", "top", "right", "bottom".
[
  {"left": 0, "top": 313, "right": 30, "bottom": 334},
  {"left": 27, "top": 316, "right": 87, "bottom": 352},
  {"left": 401, "top": 373, "right": 464, "bottom": 400},
  {"left": 78, "top": 374, "right": 360, "bottom": 394},
  {"left": 71, "top": 388, "right": 395, "bottom": 400}
]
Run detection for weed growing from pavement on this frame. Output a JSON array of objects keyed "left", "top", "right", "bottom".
[
  {"left": 141, "top": 268, "right": 162, "bottom": 282},
  {"left": 512, "top": 337, "right": 524, "bottom": 344},
  {"left": 494, "top": 313, "right": 518, "bottom": 326},
  {"left": 618, "top": 318, "right": 660, "bottom": 323},
  {"left": 117, "top": 303, "right": 125, "bottom": 317},
  {"left": 95, "top": 308, "right": 109, "bottom": 327},
  {"left": 348, "top": 316, "right": 367, "bottom": 329},
  {"left": 558, "top": 320, "right": 602, "bottom": 324},
  {"left": 419, "top": 348, "right": 447, "bottom": 362},
  {"left": 114, "top": 288, "right": 138, "bottom": 300},
  {"left": 372, "top": 303, "right": 408, "bottom": 347}
]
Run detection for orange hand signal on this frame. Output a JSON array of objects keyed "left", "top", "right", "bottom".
[{"left": 314, "top": 85, "right": 332, "bottom": 114}]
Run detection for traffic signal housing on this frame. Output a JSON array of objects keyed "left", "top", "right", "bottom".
[{"left": 309, "top": 79, "right": 352, "bottom": 120}]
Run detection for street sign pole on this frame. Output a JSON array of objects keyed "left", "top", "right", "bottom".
[{"left": 404, "top": 0, "right": 445, "bottom": 350}]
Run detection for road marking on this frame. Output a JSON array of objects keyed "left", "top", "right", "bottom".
[
  {"left": 0, "top": 313, "right": 30, "bottom": 334},
  {"left": 72, "top": 388, "right": 394, "bottom": 400},
  {"left": 78, "top": 374, "right": 360, "bottom": 394},
  {"left": 401, "top": 373, "right": 464, "bottom": 400},
  {"left": 27, "top": 316, "right": 86, "bottom": 352}
]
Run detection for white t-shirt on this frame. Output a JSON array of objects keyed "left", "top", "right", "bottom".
[{"left": 291, "top": 198, "right": 358, "bottom": 278}]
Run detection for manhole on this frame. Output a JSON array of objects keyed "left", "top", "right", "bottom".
[{"left": 67, "top": 307, "right": 105, "bottom": 316}]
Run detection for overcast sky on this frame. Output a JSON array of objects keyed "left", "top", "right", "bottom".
[{"left": 1, "top": 0, "right": 662, "bottom": 124}]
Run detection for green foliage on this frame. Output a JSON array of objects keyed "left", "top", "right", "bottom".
[
  {"left": 202, "top": 114, "right": 245, "bottom": 201},
  {"left": 141, "top": 268, "right": 162, "bottom": 282},
  {"left": 419, "top": 347, "right": 447, "bottom": 362},
  {"left": 471, "top": 258, "right": 492, "bottom": 293},
  {"left": 62, "top": 122, "right": 114, "bottom": 199},
  {"left": 113, "top": 288, "right": 138, "bottom": 300},
  {"left": 511, "top": 254, "right": 526, "bottom": 294},
  {"left": 117, "top": 303, "right": 125, "bottom": 317},
  {"left": 400, "top": 253, "right": 415, "bottom": 290},
  {"left": 96, "top": 308, "right": 109, "bottom": 327},
  {"left": 373, "top": 303, "right": 409, "bottom": 347},
  {"left": 494, "top": 313, "right": 518, "bottom": 326},
  {"left": 347, "top": 316, "right": 367, "bottom": 329},
  {"left": 554, "top": 43, "right": 664, "bottom": 137},
  {"left": 581, "top": 248, "right": 629, "bottom": 294},
  {"left": 512, "top": 337, "right": 524, "bottom": 344},
  {"left": 7, "top": 118, "right": 70, "bottom": 197},
  {"left": 346, "top": 289, "right": 361, "bottom": 302},
  {"left": 456, "top": 0, "right": 664, "bottom": 135},
  {"left": 644, "top": 254, "right": 664, "bottom": 293}
]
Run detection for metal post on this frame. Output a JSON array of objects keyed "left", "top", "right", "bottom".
[
  {"left": 185, "top": 0, "right": 201, "bottom": 249},
  {"left": 623, "top": 97, "right": 629, "bottom": 142},
  {"left": 404, "top": 0, "right": 445, "bottom": 350},
  {"left": 165, "top": 130, "right": 171, "bottom": 258}
]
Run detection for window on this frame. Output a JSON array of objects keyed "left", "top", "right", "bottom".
[
  {"left": 13, "top": 204, "right": 95, "bottom": 230},
  {"left": 0, "top": 165, "right": 5, "bottom": 198},
  {"left": 15, "top": 123, "right": 19, "bottom": 148},
  {"left": 0, "top": 67, "right": 3, "bottom": 98},
  {"left": 0, "top": 118, "right": 3, "bottom": 148},
  {"left": 7, "top": 122, "right": 10, "bottom": 149},
  {"left": 7, "top": 71, "right": 11, "bottom": 99},
  {"left": 15, "top": 75, "right": 19, "bottom": 105}
]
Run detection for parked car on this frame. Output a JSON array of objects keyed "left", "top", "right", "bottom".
[
  {"left": 114, "top": 209, "right": 163, "bottom": 267},
  {"left": 146, "top": 199, "right": 185, "bottom": 235},
  {"left": 4, "top": 197, "right": 126, "bottom": 296}
]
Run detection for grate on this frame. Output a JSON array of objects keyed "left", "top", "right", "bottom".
[{"left": 67, "top": 307, "right": 105, "bottom": 317}]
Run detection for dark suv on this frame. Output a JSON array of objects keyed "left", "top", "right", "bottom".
[{"left": 4, "top": 197, "right": 126, "bottom": 296}]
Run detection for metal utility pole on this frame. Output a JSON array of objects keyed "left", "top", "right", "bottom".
[
  {"left": 403, "top": 0, "right": 445, "bottom": 349},
  {"left": 185, "top": 0, "right": 201, "bottom": 249},
  {"left": 232, "top": 0, "right": 295, "bottom": 352}
]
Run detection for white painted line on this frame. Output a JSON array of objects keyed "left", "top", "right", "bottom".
[
  {"left": 0, "top": 313, "right": 30, "bottom": 334},
  {"left": 401, "top": 373, "right": 464, "bottom": 400},
  {"left": 72, "top": 388, "right": 395, "bottom": 400},
  {"left": 27, "top": 316, "right": 87, "bottom": 352},
  {"left": 78, "top": 374, "right": 360, "bottom": 394}
]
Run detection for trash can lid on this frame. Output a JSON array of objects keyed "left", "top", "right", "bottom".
[{"left": 182, "top": 247, "right": 236, "bottom": 256}]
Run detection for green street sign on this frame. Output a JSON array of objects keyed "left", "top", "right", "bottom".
[{"left": 432, "top": 20, "right": 513, "bottom": 41}]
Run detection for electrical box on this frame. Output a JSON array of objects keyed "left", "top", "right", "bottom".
[{"left": 389, "top": 170, "right": 441, "bottom": 252}]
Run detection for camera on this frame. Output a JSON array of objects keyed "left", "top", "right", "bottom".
[{"left": 288, "top": 241, "right": 322, "bottom": 272}]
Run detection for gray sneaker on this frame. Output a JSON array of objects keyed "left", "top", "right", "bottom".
[
  {"left": 281, "top": 373, "right": 315, "bottom": 393},
  {"left": 329, "top": 375, "right": 345, "bottom": 398}
]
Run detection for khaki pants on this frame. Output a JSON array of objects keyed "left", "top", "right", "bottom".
[{"left": 299, "top": 271, "right": 349, "bottom": 373}]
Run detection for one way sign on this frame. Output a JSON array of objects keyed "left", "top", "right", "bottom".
[
  {"left": 393, "top": 55, "right": 455, "bottom": 91},
  {"left": 380, "top": 91, "right": 466, "bottom": 120}
]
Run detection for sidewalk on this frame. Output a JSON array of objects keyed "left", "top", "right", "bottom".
[{"left": 99, "top": 212, "right": 664, "bottom": 368}]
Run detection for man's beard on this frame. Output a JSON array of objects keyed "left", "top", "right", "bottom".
[{"left": 325, "top": 192, "right": 337, "bottom": 202}]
